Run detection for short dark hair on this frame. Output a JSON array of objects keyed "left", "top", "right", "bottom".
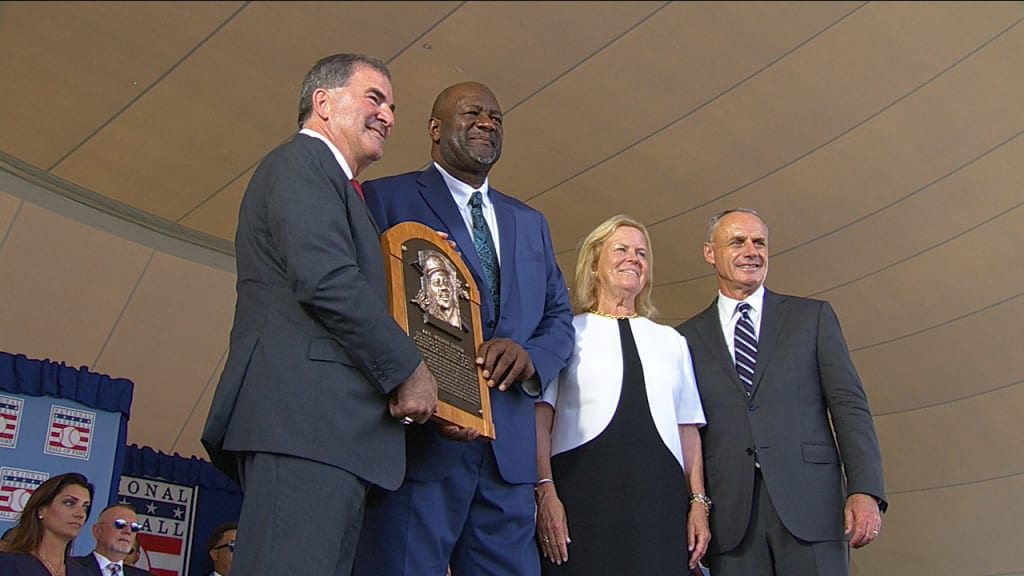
[
  {"left": 206, "top": 522, "right": 238, "bottom": 552},
  {"left": 296, "top": 53, "right": 390, "bottom": 128}
]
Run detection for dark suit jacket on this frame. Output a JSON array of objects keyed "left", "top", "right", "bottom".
[
  {"left": 0, "top": 553, "right": 89, "bottom": 576},
  {"left": 363, "top": 166, "right": 574, "bottom": 484},
  {"left": 201, "top": 133, "right": 424, "bottom": 490},
  {"left": 677, "top": 289, "right": 886, "bottom": 554},
  {"left": 71, "top": 554, "right": 154, "bottom": 576}
]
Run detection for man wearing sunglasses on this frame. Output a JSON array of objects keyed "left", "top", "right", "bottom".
[
  {"left": 73, "top": 504, "right": 154, "bottom": 575},
  {"left": 206, "top": 522, "right": 237, "bottom": 576}
]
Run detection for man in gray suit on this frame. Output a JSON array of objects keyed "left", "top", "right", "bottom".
[
  {"left": 201, "top": 53, "right": 438, "bottom": 576},
  {"left": 677, "top": 209, "right": 886, "bottom": 575}
]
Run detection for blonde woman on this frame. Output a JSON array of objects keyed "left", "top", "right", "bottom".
[{"left": 535, "top": 215, "right": 710, "bottom": 574}]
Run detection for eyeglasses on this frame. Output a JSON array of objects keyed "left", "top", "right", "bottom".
[
  {"left": 212, "top": 541, "right": 235, "bottom": 553},
  {"left": 101, "top": 519, "right": 143, "bottom": 533}
]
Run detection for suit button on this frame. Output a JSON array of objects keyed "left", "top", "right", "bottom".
[
  {"left": 487, "top": 320, "right": 496, "bottom": 328},
  {"left": 748, "top": 404, "right": 757, "bottom": 412},
  {"left": 746, "top": 448, "right": 755, "bottom": 456}
]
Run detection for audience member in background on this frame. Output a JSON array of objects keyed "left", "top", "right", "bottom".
[
  {"left": 206, "top": 523, "right": 237, "bottom": 576},
  {"left": 72, "top": 503, "right": 153, "bottom": 575},
  {"left": 535, "top": 215, "right": 710, "bottom": 574},
  {"left": 676, "top": 208, "right": 886, "bottom": 575},
  {"left": 0, "top": 472, "right": 94, "bottom": 576}
]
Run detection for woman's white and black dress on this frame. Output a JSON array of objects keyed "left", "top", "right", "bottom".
[{"left": 540, "top": 313, "right": 705, "bottom": 575}]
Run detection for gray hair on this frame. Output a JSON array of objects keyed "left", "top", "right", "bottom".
[
  {"left": 297, "top": 53, "right": 390, "bottom": 128},
  {"left": 706, "top": 208, "right": 768, "bottom": 242}
]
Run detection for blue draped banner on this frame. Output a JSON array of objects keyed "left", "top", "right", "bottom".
[
  {"left": 0, "top": 352, "right": 242, "bottom": 575},
  {"left": 0, "top": 351, "right": 132, "bottom": 554},
  {"left": 122, "top": 445, "right": 242, "bottom": 576}
]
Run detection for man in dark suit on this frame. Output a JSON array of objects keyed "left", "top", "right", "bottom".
[
  {"left": 72, "top": 504, "right": 153, "bottom": 576},
  {"left": 353, "top": 82, "right": 575, "bottom": 576},
  {"left": 205, "top": 522, "right": 236, "bottom": 576},
  {"left": 200, "top": 53, "right": 438, "bottom": 576},
  {"left": 677, "top": 208, "right": 887, "bottom": 575}
]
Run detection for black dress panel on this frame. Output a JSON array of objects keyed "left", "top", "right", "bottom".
[{"left": 544, "top": 319, "right": 690, "bottom": 575}]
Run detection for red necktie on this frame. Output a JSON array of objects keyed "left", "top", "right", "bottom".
[{"left": 351, "top": 178, "right": 365, "bottom": 202}]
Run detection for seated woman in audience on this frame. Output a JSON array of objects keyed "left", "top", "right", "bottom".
[
  {"left": 535, "top": 215, "right": 710, "bottom": 574},
  {"left": 0, "top": 472, "right": 94, "bottom": 576}
]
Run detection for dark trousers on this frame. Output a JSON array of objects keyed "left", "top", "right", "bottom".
[
  {"left": 708, "top": 470, "right": 848, "bottom": 576},
  {"left": 233, "top": 452, "right": 368, "bottom": 576}
]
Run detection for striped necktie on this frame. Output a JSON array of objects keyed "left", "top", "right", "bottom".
[{"left": 734, "top": 302, "right": 758, "bottom": 394}]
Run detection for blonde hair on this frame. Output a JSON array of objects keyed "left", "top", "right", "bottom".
[{"left": 573, "top": 214, "right": 656, "bottom": 318}]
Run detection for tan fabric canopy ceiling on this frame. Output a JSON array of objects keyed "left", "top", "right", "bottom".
[{"left": 1, "top": 3, "right": 1022, "bottom": 573}]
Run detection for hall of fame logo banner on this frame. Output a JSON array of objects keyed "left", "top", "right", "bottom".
[
  {"left": 0, "top": 467, "right": 48, "bottom": 521},
  {"left": 44, "top": 405, "right": 95, "bottom": 460},
  {"left": 119, "top": 476, "right": 197, "bottom": 576},
  {"left": 0, "top": 395, "right": 24, "bottom": 449}
]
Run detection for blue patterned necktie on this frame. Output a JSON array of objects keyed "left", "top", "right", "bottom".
[
  {"left": 469, "top": 191, "right": 500, "bottom": 317},
  {"left": 734, "top": 302, "right": 758, "bottom": 394}
]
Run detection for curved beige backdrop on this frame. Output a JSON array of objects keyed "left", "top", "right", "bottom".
[{"left": 1, "top": 3, "right": 1022, "bottom": 575}]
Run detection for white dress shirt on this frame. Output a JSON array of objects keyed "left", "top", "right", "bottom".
[
  {"left": 715, "top": 285, "right": 765, "bottom": 363},
  {"left": 92, "top": 552, "right": 123, "bottom": 575},
  {"left": 433, "top": 162, "right": 502, "bottom": 264},
  {"left": 299, "top": 128, "right": 354, "bottom": 180}
]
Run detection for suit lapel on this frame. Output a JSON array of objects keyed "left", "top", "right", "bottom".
[
  {"left": 299, "top": 134, "right": 377, "bottom": 234},
  {"left": 416, "top": 168, "right": 484, "bottom": 278},
  {"left": 749, "top": 289, "right": 787, "bottom": 396},
  {"left": 491, "top": 191, "right": 516, "bottom": 313},
  {"left": 693, "top": 300, "right": 750, "bottom": 399},
  {"left": 350, "top": 180, "right": 378, "bottom": 235}
]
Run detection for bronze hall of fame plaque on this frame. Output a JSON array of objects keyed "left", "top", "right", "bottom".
[{"left": 381, "top": 221, "right": 495, "bottom": 439}]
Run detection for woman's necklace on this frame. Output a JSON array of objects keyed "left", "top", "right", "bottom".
[
  {"left": 35, "top": 553, "right": 65, "bottom": 576},
  {"left": 587, "top": 308, "right": 639, "bottom": 320}
]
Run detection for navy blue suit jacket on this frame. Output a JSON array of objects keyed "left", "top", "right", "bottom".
[{"left": 364, "top": 166, "right": 574, "bottom": 484}]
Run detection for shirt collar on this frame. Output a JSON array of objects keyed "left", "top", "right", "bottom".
[
  {"left": 433, "top": 162, "right": 490, "bottom": 207},
  {"left": 299, "top": 128, "right": 354, "bottom": 180},
  {"left": 92, "top": 551, "right": 122, "bottom": 572},
  {"left": 717, "top": 284, "right": 765, "bottom": 321}
]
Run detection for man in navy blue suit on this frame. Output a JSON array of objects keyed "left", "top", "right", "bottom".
[{"left": 354, "top": 82, "right": 574, "bottom": 576}]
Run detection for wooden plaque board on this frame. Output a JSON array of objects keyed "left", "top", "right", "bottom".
[{"left": 381, "top": 221, "right": 495, "bottom": 439}]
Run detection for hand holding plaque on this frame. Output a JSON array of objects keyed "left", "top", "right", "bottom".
[{"left": 381, "top": 222, "right": 496, "bottom": 439}]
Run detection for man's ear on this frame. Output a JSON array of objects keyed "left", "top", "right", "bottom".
[
  {"left": 428, "top": 117, "right": 441, "bottom": 143},
  {"left": 703, "top": 242, "right": 715, "bottom": 266},
  {"left": 311, "top": 88, "right": 331, "bottom": 121}
]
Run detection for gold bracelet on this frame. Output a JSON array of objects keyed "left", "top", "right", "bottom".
[{"left": 689, "top": 493, "right": 712, "bottom": 516}]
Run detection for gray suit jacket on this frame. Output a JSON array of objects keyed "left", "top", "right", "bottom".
[
  {"left": 201, "top": 134, "right": 423, "bottom": 490},
  {"left": 677, "top": 289, "right": 886, "bottom": 554}
]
